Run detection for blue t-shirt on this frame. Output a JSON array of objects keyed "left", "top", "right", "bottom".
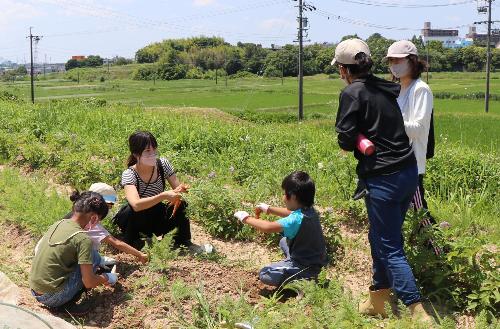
[{"left": 277, "top": 210, "right": 304, "bottom": 239}]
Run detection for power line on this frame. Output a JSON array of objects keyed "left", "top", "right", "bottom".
[
  {"left": 338, "top": 0, "right": 475, "bottom": 8},
  {"left": 42, "top": 0, "right": 292, "bottom": 41},
  {"left": 314, "top": 7, "right": 470, "bottom": 31}
]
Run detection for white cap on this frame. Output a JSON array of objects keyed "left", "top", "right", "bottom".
[
  {"left": 89, "top": 182, "right": 117, "bottom": 204},
  {"left": 331, "top": 38, "right": 371, "bottom": 65},
  {"left": 386, "top": 40, "right": 418, "bottom": 58}
]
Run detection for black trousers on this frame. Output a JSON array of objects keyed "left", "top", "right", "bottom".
[
  {"left": 411, "top": 174, "right": 436, "bottom": 226},
  {"left": 121, "top": 201, "right": 191, "bottom": 248}
]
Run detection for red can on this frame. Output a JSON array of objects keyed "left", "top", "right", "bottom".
[{"left": 357, "top": 134, "right": 375, "bottom": 156}]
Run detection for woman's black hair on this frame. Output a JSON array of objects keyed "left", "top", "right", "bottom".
[
  {"left": 127, "top": 131, "right": 158, "bottom": 167},
  {"left": 281, "top": 171, "right": 315, "bottom": 208},
  {"left": 70, "top": 191, "right": 108, "bottom": 219},
  {"left": 342, "top": 52, "right": 373, "bottom": 77}
]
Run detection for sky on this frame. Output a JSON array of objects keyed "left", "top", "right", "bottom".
[{"left": 0, "top": 0, "right": 497, "bottom": 64}]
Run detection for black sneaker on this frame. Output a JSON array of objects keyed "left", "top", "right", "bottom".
[{"left": 58, "top": 292, "right": 92, "bottom": 317}]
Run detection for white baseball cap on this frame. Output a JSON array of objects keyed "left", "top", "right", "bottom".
[
  {"left": 331, "top": 38, "right": 371, "bottom": 65},
  {"left": 386, "top": 40, "right": 418, "bottom": 58},
  {"left": 89, "top": 182, "right": 117, "bottom": 204}
]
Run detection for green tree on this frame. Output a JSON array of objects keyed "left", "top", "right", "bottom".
[
  {"left": 84, "top": 55, "right": 104, "bottom": 67},
  {"left": 65, "top": 59, "right": 80, "bottom": 71},
  {"left": 115, "top": 57, "right": 132, "bottom": 66},
  {"left": 365, "top": 33, "right": 395, "bottom": 74},
  {"left": 16, "top": 66, "right": 27, "bottom": 75}
]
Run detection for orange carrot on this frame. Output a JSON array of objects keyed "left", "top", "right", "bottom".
[{"left": 170, "top": 199, "right": 181, "bottom": 219}]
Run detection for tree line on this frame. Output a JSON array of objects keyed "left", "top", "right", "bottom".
[
  {"left": 54, "top": 34, "right": 498, "bottom": 80},
  {"left": 130, "top": 34, "right": 499, "bottom": 81}
]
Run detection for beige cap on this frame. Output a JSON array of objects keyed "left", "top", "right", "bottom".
[
  {"left": 331, "top": 38, "right": 371, "bottom": 65},
  {"left": 89, "top": 182, "right": 117, "bottom": 204},
  {"left": 386, "top": 40, "right": 418, "bottom": 58}
]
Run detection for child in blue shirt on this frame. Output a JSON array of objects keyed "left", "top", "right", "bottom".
[{"left": 234, "top": 171, "right": 328, "bottom": 287}]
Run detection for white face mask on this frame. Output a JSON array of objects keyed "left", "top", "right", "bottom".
[
  {"left": 85, "top": 216, "right": 98, "bottom": 231},
  {"left": 390, "top": 61, "right": 410, "bottom": 79},
  {"left": 140, "top": 154, "right": 157, "bottom": 167}
]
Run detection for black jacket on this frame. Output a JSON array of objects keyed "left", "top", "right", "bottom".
[{"left": 335, "top": 74, "right": 416, "bottom": 178}]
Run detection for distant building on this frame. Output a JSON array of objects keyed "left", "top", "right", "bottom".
[
  {"left": 421, "top": 22, "right": 460, "bottom": 48},
  {"left": 71, "top": 55, "right": 86, "bottom": 61},
  {"left": 466, "top": 26, "right": 500, "bottom": 48}
]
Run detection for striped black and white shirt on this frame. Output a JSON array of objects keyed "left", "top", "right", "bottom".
[{"left": 121, "top": 158, "right": 175, "bottom": 198}]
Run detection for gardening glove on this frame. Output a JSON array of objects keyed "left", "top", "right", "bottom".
[
  {"left": 234, "top": 211, "right": 250, "bottom": 222},
  {"left": 256, "top": 203, "right": 270, "bottom": 213},
  {"left": 105, "top": 272, "right": 119, "bottom": 286},
  {"left": 100, "top": 256, "right": 117, "bottom": 267}
]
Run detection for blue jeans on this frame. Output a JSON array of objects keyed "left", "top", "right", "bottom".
[
  {"left": 33, "top": 249, "right": 101, "bottom": 308},
  {"left": 259, "top": 237, "right": 321, "bottom": 287},
  {"left": 364, "top": 165, "right": 421, "bottom": 306}
]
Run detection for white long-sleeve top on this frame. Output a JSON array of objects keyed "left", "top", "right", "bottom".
[{"left": 397, "top": 78, "right": 433, "bottom": 175}]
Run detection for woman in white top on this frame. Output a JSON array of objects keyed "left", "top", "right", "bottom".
[{"left": 387, "top": 40, "right": 439, "bottom": 251}]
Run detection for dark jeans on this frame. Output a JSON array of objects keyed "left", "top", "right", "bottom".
[
  {"left": 122, "top": 201, "right": 191, "bottom": 248},
  {"left": 364, "top": 165, "right": 421, "bottom": 306},
  {"left": 259, "top": 237, "right": 321, "bottom": 287}
]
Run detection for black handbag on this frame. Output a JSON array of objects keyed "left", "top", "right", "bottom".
[
  {"left": 112, "top": 159, "right": 166, "bottom": 232},
  {"left": 426, "top": 110, "right": 435, "bottom": 160}
]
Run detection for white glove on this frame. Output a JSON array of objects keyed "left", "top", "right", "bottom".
[
  {"left": 105, "top": 272, "right": 119, "bottom": 286},
  {"left": 234, "top": 211, "right": 250, "bottom": 222},
  {"left": 256, "top": 203, "right": 270, "bottom": 214},
  {"left": 100, "top": 256, "right": 117, "bottom": 267}
]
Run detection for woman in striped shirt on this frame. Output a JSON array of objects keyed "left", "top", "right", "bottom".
[{"left": 120, "top": 131, "right": 192, "bottom": 249}]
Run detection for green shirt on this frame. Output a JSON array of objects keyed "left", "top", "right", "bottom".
[{"left": 29, "top": 219, "right": 93, "bottom": 294}]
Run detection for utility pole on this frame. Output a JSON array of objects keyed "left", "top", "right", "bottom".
[
  {"left": 294, "top": 0, "right": 315, "bottom": 120},
  {"left": 43, "top": 54, "right": 47, "bottom": 78},
  {"left": 27, "top": 27, "right": 42, "bottom": 104},
  {"left": 477, "top": 0, "right": 496, "bottom": 113},
  {"left": 297, "top": 0, "right": 304, "bottom": 120},
  {"left": 425, "top": 40, "right": 429, "bottom": 84},
  {"left": 485, "top": 0, "right": 493, "bottom": 113},
  {"left": 281, "top": 62, "right": 284, "bottom": 85}
]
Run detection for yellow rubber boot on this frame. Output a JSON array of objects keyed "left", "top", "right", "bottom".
[
  {"left": 409, "top": 302, "right": 434, "bottom": 325},
  {"left": 358, "top": 287, "right": 391, "bottom": 318}
]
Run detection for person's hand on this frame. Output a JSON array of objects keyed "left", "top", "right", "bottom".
[
  {"left": 137, "top": 253, "right": 149, "bottom": 264},
  {"left": 104, "top": 272, "right": 119, "bottom": 286},
  {"left": 162, "top": 190, "right": 181, "bottom": 202},
  {"left": 174, "top": 184, "right": 190, "bottom": 193},
  {"left": 234, "top": 211, "right": 250, "bottom": 223},
  {"left": 255, "top": 203, "right": 270, "bottom": 218}
]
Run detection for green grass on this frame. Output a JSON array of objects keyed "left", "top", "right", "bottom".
[
  {"left": 2, "top": 72, "right": 498, "bottom": 154},
  {"left": 0, "top": 71, "right": 498, "bottom": 320},
  {"left": 0, "top": 168, "right": 71, "bottom": 235}
]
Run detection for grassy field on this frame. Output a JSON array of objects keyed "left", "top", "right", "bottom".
[
  {"left": 0, "top": 69, "right": 498, "bottom": 328},
  {"left": 1, "top": 70, "right": 499, "bottom": 154}
]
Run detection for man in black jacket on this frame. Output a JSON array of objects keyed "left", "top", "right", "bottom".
[{"left": 333, "top": 38, "right": 432, "bottom": 324}]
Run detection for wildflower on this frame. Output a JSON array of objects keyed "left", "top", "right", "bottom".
[
  {"left": 439, "top": 221, "right": 451, "bottom": 229},
  {"left": 208, "top": 171, "right": 216, "bottom": 179},
  {"left": 317, "top": 162, "right": 324, "bottom": 170},
  {"left": 229, "top": 166, "right": 235, "bottom": 173}
]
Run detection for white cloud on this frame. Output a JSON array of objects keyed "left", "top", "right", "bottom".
[
  {"left": 193, "top": 0, "right": 216, "bottom": 7},
  {"left": 259, "top": 18, "right": 293, "bottom": 31},
  {"left": 446, "top": 15, "right": 462, "bottom": 23},
  {"left": 0, "top": 0, "right": 44, "bottom": 30}
]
